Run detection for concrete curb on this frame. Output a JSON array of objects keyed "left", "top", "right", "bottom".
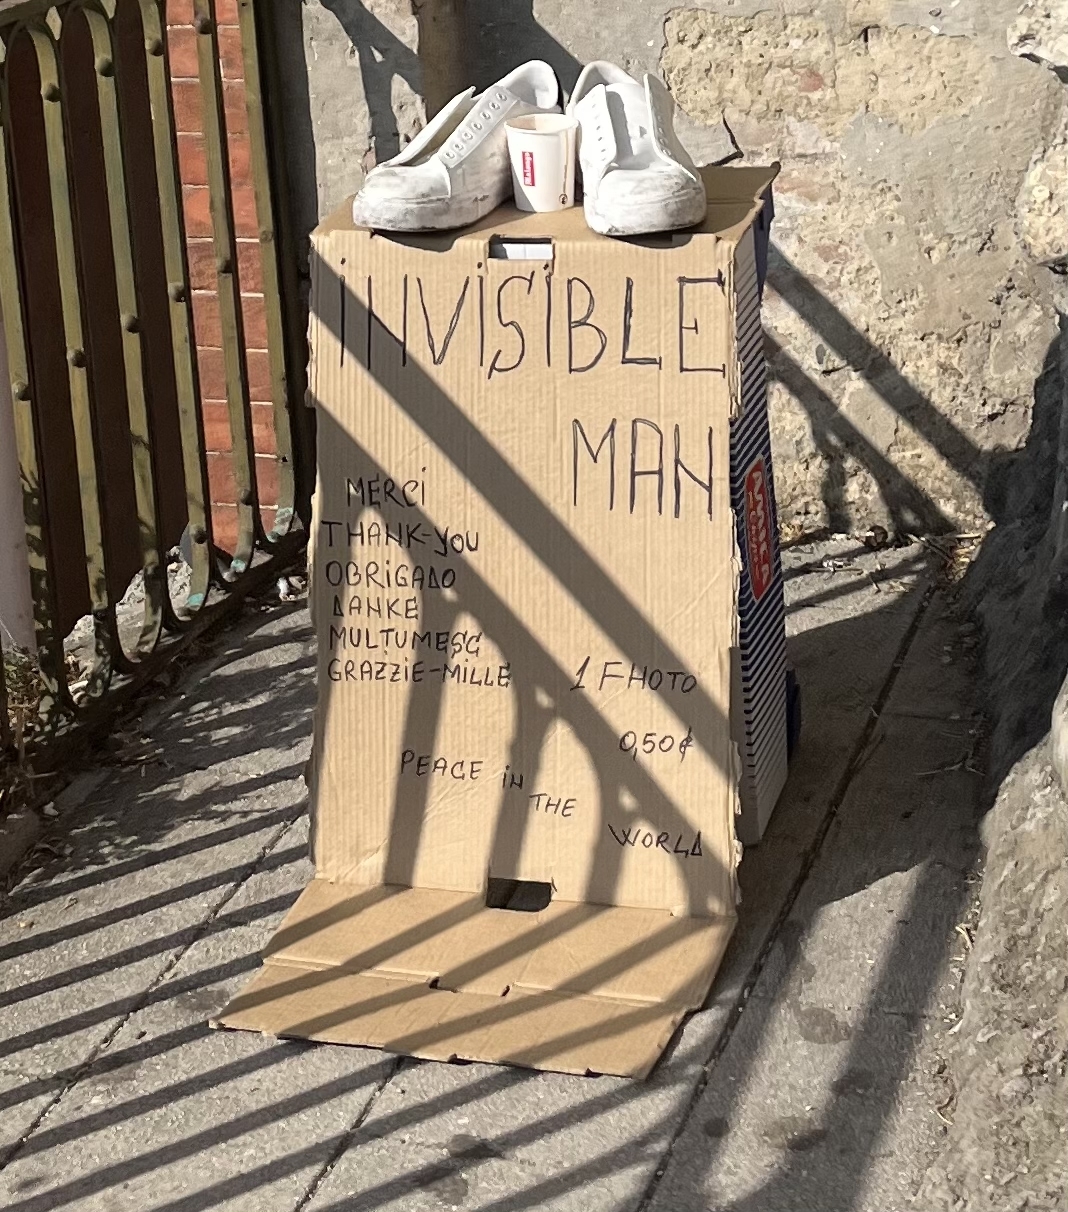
[
  {"left": 0, "top": 767, "right": 109, "bottom": 888},
  {"left": 0, "top": 809, "right": 40, "bottom": 880}
]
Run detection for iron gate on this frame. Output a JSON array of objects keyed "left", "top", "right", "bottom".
[{"left": 0, "top": 0, "right": 309, "bottom": 763}]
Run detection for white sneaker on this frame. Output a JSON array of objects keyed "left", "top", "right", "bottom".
[
  {"left": 567, "top": 61, "right": 706, "bottom": 237},
  {"left": 352, "top": 61, "right": 560, "bottom": 232}
]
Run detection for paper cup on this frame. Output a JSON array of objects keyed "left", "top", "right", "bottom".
[{"left": 505, "top": 114, "right": 578, "bottom": 212}]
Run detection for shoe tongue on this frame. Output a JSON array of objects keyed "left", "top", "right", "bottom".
[
  {"left": 604, "top": 80, "right": 652, "bottom": 150},
  {"left": 605, "top": 79, "right": 646, "bottom": 115}
]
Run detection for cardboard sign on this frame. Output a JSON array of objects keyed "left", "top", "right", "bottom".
[{"left": 219, "top": 166, "right": 782, "bottom": 1078}]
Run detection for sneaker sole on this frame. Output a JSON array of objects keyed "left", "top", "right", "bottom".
[
  {"left": 351, "top": 189, "right": 498, "bottom": 233},
  {"left": 584, "top": 188, "right": 707, "bottom": 238}
]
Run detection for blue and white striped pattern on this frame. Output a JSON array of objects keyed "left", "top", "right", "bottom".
[{"left": 730, "top": 231, "right": 788, "bottom": 842}]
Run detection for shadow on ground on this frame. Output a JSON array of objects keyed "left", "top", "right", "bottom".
[{"left": 0, "top": 537, "right": 974, "bottom": 1212}]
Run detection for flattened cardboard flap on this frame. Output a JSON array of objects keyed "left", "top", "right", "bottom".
[
  {"left": 219, "top": 880, "right": 734, "bottom": 1078},
  {"left": 219, "top": 967, "right": 692, "bottom": 1078}
]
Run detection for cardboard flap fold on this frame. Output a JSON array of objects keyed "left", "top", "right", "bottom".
[
  {"left": 252, "top": 879, "right": 733, "bottom": 1007},
  {"left": 217, "top": 964, "right": 686, "bottom": 1078},
  {"left": 218, "top": 880, "right": 732, "bottom": 1077},
  {"left": 513, "top": 900, "right": 732, "bottom": 1006}
]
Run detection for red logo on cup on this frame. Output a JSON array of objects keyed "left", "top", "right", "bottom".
[
  {"left": 521, "top": 150, "right": 535, "bottom": 187},
  {"left": 744, "top": 457, "right": 773, "bottom": 602}
]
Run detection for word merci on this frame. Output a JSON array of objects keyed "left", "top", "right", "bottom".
[
  {"left": 360, "top": 272, "right": 728, "bottom": 378},
  {"left": 346, "top": 474, "right": 427, "bottom": 510}
]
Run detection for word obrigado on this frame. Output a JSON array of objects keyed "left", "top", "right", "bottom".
[{"left": 322, "top": 560, "right": 456, "bottom": 590}]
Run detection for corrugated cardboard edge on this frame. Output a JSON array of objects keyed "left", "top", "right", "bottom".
[
  {"left": 723, "top": 247, "right": 740, "bottom": 425},
  {"left": 726, "top": 221, "right": 754, "bottom": 898},
  {"left": 728, "top": 226, "right": 756, "bottom": 891},
  {"left": 729, "top": 506, "right": 744, "bottom": 904},
  {"left": 304, "top": 245, "right": 331, "bottom": 844},
  {"left": 315, "top": 162, "right": 780, "bottom": 249}
]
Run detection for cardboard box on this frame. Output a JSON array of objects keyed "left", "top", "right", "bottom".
[
  {"left": 218, "top": 166, "right": 785, "bottom": 1078},
  {"left": 728, "top": 199, "right": 790, "bottom": 845}
]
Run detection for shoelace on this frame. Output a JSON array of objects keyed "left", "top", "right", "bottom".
[
  {"left": 442, "top": 91, "right": 510, "bottom": 163},
  {"left": 587, "top": 95, "right": 648, "bottom": 162}
]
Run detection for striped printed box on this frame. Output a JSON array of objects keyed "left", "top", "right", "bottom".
[{"left": 730, "top": 223, "right": 789, "bottom": 844}]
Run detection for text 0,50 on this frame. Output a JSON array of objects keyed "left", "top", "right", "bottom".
[{"left": 619, "top": 728, "right": 693, "bottom": 762}]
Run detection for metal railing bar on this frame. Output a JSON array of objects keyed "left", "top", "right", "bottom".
[
  {"left": 0, "top": 0, "right": 311, "bottom": 765},
  {"left": 29, "top": 18, "right": 119, "bottom": 701},
  {"left": 135, "top": 0, "right": 215, "bottom": 618},
  {"left": 249, "top": 0, "right": 313, "bottom": 531},
  {"left": 0, "top": 1, "right": 55, "bottom": 31},
  {"left": 235, "top": 0, "right": 294, "bottom": 540},
  {"left": 81, "top": 0, "right": 165, "bottom": 664},
  {"left": 0, "top": 27, "right": 71, "bottom": 722}
]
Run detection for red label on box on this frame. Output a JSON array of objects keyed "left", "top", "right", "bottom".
[
  {"left": 744, "top": 457, "right": 773, "bottom": 602},
  {"left": 522, "top": 151, "right": 535, "bottom": 187}
]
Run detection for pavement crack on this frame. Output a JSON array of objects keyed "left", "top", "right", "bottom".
[
  {"left": 291, "top": 1057, "right": 405, "bottom": 1212},
  {"left": 633, "top": 579, "right": 939, "bottom": 1212}
]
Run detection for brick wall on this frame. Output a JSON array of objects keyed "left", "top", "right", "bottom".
[{"left": 166, "top": 0, "right": 278, "bottom": 554}]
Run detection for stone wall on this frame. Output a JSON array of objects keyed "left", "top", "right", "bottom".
[
  {"left": 277, "top": 0, "right": 1067, "bottom": 534},
  {"left": 271, "top": 0, "right": 467, "bottom": 246}
]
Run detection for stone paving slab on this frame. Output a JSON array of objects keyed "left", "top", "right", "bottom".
[
  {"left": 0, "top": 774, "right": 307, "bottom": 1080},
  {"left": 646, "top": 982, "right": 937, "bottom": 1212},
  {"left": 298, "top": 543, "right": 938, "bottom": 1212},
  {"left": 0, "top": 1072, "right": 54, "bottom": 1161},
  {"left": 0, "top": 821, "right": 389, "bottom": 1212},
  {"left": 0, "top": 541, "right": 970, "bottom": 1212},
  {"left": 0, "top": 816, "right": 311, "bottom": 1166},
  {"left": 302, "top": 1011, "right": 733, "bottom": 1212},
  {"left": 711, "top": 541, "right": 933, "bottom": 1007},
  {"left": 0, "top": 604, "right": 318, "bottom": 1195},
  {"left": 645, "top": 594, "right": 980, "bottom": 1212}
]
